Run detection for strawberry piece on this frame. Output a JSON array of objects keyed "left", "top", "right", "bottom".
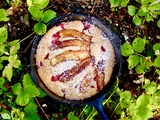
[
  {"left": 90, "top": 86, "right": 95, "bottom": 88},
  {"left": 40, "top": 61, "right": 43, "bottom": 66},
  {"left": 83, "top": 22, "right": 90, "bottom": 31},
  {"left": 51, "top": 74, "right": 60, "bottom": 82},
  {"left": 101, "top": 46, "right": 106, "bottom": 52},
  {"left": 44, "top": 53, "right": 49, "bottom": 59},
  {"left": 36, "top": 61, "right": 43, "bottom": 68},
  {"left": 52, "top": 31, "right": 60, "bottom": 39},
  {"left": 59, "top": 23, "right": 65, "bottom": 29},
  {"left": 51, "top": 39, "right": 58, "bottom": 44},
  {"left": 61, "top": 89, "right": 66, "bottom": 93}
]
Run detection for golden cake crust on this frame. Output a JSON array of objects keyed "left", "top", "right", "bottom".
[{"left": 36, "top": 20, "right": 115, "bottom": 100}]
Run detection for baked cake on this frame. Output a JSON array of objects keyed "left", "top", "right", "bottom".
[{"left": 36, "top": 20, "right": 115, "bottom": 100}]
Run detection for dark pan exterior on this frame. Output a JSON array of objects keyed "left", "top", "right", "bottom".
[{"left": 30, "top": 13, "right": 122, "bottom": 105}]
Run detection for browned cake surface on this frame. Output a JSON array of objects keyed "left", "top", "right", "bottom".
[{"left": 36, "top": 20, "right": 115, "bottom": 100}]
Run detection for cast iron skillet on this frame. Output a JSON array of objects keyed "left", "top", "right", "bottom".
[{"left": 30, "top": 13, "right": 122, "bottom": 120}]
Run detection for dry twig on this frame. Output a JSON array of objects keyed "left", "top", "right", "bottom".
[{"left": 35, "top": 98, "right": 50, "bottom": 120}]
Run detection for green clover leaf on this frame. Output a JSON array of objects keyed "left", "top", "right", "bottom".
[
  {"left": 121, "top": 43, "right": 134, "bottom": 57},
  {"left": 0, "top": 27, "right": 8, "bottom": 43},
  {"left": 128, "top": 5, "right": 136, "bottom": 16},
  {"left": 128, "top": 55, "right": 140, "bottom": 69},
  {"left": 41, "top": 10, "right": 56, "bottom": 23},
  {"left": 16, "top": 90, "right": 30, "bottom": 106},
  {"left": 34, "top": 22, "right": 47, "bottom": 35},
  {"left": 12, "top": 83, "right": 22, "bottom": 95},
  {"left": 133, "top": 15, "right": 142, "bottom": 26},
  {"left": 132, "top": 37, "right": 146, "bottom": 53},
  {"left": 0, "top": 9, "right": 10, "bottom": 22}
]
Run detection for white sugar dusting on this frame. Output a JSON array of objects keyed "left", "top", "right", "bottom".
[
  {"left": 52, "top": 61, "right": 79, "bottom": 75},
  {"left": 65, "top": 21, "right": 84, "bottom": 31},
  {"left": 48, "top": 46, "right": 80, "bottom": 59}
]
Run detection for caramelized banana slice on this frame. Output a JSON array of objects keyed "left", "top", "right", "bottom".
[
  {"left": 59, "top": 57, "right": 93, "bottom": 82},
  {"left": 93, "top": 64, "right": 105, "bottom": 91},
  {"left": 59, "top": 29, "right": 92, "bottom": 42},
  {"left": 93, "top": 59, "right": 106, "bottom": 91},
  {"left": 79, "top": 76, "right": 91, "bottom": 93},
  {"left": 94, "top": 72, "right": 105, "bottom": 91},
  {"left": 51, "top": 39, "right": 88, "bottom": 51},
  {"left": 50, "top": 50, "right": 90, "bottom": 66}
]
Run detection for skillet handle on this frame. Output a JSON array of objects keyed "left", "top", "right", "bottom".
[{"left": 88, "top": 96, "right": 109, "bottom": 120}]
